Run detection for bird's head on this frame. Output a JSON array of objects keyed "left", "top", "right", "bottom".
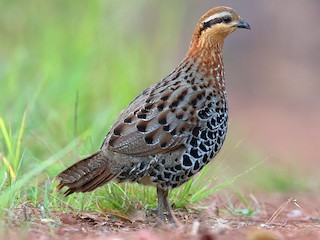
[{"left": 190, "top": 6, "right": 250, "bottom": 53}]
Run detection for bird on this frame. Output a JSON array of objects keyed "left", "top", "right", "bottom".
[{"left": 56, "top": 6, "right": 250, "bottom": 225}]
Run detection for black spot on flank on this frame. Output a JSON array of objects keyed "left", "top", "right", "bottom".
[
  {"left": 199, "top": 143, "right": 207, "bottom": 152},
  {"left": 137, "top": 113, "right": 147, "bottom": 119},
  {"left": 190, "top": 99, "right": 197, "bottom": 106},
  {"left": 137, "top": 124, "right": 147, "bottom": 132},
  {"left": 204, "top": 140, "right": 213, "bottom": 147},
  {"left": 161, "top": 159, "right": 165, "bottom": 164},
  {"left": 145, "top": 136, "right": 153, "bottom": 144},
  {"left": 158, "top": 116, "right": 167, "bottom": 125},
  {"left": 217, "top": 137, "right": 221, "bottom": 144},
  {"left": 184, "top": 75, "right": 188, "bottom": 80},
  {"left": 192, "top": 85, "right": 197, "bottom": 91},
  {"left": 161, "top": 95, "right": 169, "bottom": 101},
  {"left": 163, "top": 125, "right": 170, "bottom": 131},
  {"left": 183, "top": 155, "right": 192, "bottom": 167},
  {"left": 190, "top": 137, "right": 197, "bottom": 147},
  {"left": 210, "top": 151, "right": 215, "bottom": 159},
  {"left": 186, "top": 65, "right": 192, "bottom": 72},
  {"left": 141, "top": 109, "right": 149, "bottom": 114},
  {"left": 211, "top": 118, "right": 216, "bottom": 126},
  {"left": 188, "top": 171, "right": 193, "bottom": 177},
  {"left": 190, "top": 148, "right": 201, "bottom": 158},
  {"left": 200, "top": 131, "right": 208, "bottom": 140},
  {"left": 157, "top": 103, "right": 165, "bottom": 111},
  {"left": 174, "top": 165, "right": 182, "bottom": 170},
  {"left": 214, "top": 144, "right": 219, "bottom": 152},
  {"left": 194, "top": 161, "right": 200, "bottom": 171},
  {"left": 175, "top": 175, "right": 180, "bottom": 182},
  {"left": 208, "top": 131, "right": 214, "bottom": 140},
  {"left": 198, "top": 109, "right": 210, "bottom": 119},
  {"left": 124, "top": 117, "right": 132, "bottom": 123},
  {"left": 203, "top": 154, "right": 209, "bottom": 163},
  {"left": 164, "top": 172, "right": 171, "bottom": 179},
  {"left": 177, "top": 94, "right": 185, "bottom": 101},
  {"left": 192, "top": 127, "right": 200, "bottom": 137},
  {"left": 113, "top": 126, "right": 122, "bottom": 136},
  {"left": 170, "top": 100, "right": 179, "bottom": 108},
  {"left": 207, "top": 122, "right": 214, "bottom": 130},
  {"left": 133, "top": 109, "right": 139, "bottom": 115},
  {"left": 197, "top": 93, "right": 203, "bottom": 100},
  {"left": 140, "top": 162, "right": 146, "bottom": 170},
  {"left": 170, "top": 129, "right": 177, "bottom": 136},
  {"left": 145, "top": 103, "right": 154, "bottom": 110}
]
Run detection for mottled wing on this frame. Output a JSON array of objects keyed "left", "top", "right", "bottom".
[{"left": 102, "top": 71, "right": 209, "bottom": 157}]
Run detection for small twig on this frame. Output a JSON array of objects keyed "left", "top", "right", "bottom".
[{"left": 265, "top": 197, "right": 303, "bottom": 225}]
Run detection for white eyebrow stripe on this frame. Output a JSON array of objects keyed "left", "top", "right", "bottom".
[{"left": 203, "top": 12, "right": 232, "bottom": 23}]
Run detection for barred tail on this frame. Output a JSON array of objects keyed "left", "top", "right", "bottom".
[{"left": 55, "top": 151, "right": 115, "bottom": 195}]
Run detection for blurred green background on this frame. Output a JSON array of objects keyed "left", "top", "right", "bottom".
[{"left": 0, "top": 0, "right": 319, "bottom": 204}]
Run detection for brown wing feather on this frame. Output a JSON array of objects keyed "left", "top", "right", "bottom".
[{"left": 102, "top": 75, "right": 208, "bottom": 157}]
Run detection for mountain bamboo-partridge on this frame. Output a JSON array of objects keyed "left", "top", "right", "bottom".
[{"left": 56, "top": 6, "right": 250, "bottom": 225}]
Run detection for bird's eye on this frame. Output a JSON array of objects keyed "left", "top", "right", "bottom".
[{"left": 222, "top": 16, "right": 232, "bottom": 24}]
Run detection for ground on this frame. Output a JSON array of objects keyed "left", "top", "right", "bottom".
[{"left": 3, "top": 192, "right": 320, "bottom": 240}]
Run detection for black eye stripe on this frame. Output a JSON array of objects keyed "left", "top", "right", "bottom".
[
  {"left": 202, "top": 18, "right": 222, "bottom": 31},
  {"left": 201, "top": 16, "right": 232, "bottom": 32}
]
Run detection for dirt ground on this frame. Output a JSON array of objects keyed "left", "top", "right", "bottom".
[{"left": 3, "top": 192, "right": 320, "bottom": 240}]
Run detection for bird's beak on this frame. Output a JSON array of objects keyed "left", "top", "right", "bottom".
[{"left": 235, "top": 19, "right": 251, "bottom": 30}]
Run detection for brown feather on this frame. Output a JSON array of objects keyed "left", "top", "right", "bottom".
[{"left": 56, "top": 151, "right": 115, "bottom": 195}]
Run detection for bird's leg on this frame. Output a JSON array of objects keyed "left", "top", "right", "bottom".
[
  {"left": 163, "top": 190, "right": 181, "bottom": 226},
  {"left": 156, "top": 187, "right": 166, "bottom": 223},
  {"left": 158, "top": 188, "right": 181, "bottom": 226}
]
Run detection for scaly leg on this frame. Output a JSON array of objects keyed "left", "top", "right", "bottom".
[
  {"left": 157, "top": 187, "right": 181, "bottom": 226},
  {"left": 156, "top": 187, "right": 166, "bottom": 223}
]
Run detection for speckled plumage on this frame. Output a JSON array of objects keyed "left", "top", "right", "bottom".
[{"left": 56, "top": 6, "right": 250, "bottom": 225}]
